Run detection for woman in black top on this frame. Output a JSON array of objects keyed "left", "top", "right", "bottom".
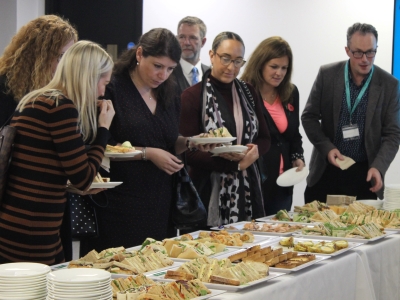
[{"left": 241, "top": 36, "right": 305, "bottom": 216}]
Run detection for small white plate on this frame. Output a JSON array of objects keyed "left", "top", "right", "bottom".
[
  {"left": 0, "top": 263, "right": 50, "bottom": 278},
  {"left": 210, "top": 145, "right": 248, "bottom": 155},
  {"left": 276, "top": 166, "right": 309, "bottom": 187},
  {"left": 47, "top": 268, "right": 110, "bottom": 283},
  {"left": 189, "top": 137, "right": 236, "bottom": 144},
  {"left": 104, "top": 150, "right": 142, "bottom": 158},
  {"left": 90, "top": 182, "right": 123, "bottom": 189}
]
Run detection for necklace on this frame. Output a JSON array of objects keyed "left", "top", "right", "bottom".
[{"left": 130, "top": 71, "right": 153, "bottom": 101}]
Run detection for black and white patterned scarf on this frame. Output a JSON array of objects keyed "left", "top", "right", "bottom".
[{"left": 201, "top": 71, "right": 264, "bottom": 225}]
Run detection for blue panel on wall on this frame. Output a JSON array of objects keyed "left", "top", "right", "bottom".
[{"left": 393, "top": 0, "right": 400, "bottom": 79}]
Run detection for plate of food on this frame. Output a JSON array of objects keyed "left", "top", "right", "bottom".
[
  {"left": 210, "top": 145, "right": 247, "bottom": 155},
  {"left": 105, "top": 141, "right": 141, "bottom": 158},
  {"left": 175, "top": 231, "right": 279, "bottom": 249},
  {"left": 211, "top": 221, "right": 305, "bottom": 236},
  {"left": 147, "top": 255, "right": 285, "bottom": 292},
  {"left": 110, "top": 273, "right": 224, "bottom": 299},
  {"left": 189, "top": 137, "right": 237, "bottom": 145},
  {"left": 256, "top": 210, "right": 317, "bottom": 225},
  {"left": 271, "top": 236, "right": 363, "bottom": 256},
  {"left": 90, "top": 182, "right": 123, "bottom": 189},
  {"left": 294, "top": 221, "right": 395, "bottom": 243}
]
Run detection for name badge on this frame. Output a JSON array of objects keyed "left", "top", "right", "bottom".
[{"left": 342, "top": 124, "right": 360, "bottom": 141}]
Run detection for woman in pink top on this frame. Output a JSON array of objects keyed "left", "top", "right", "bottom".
[{"left": 241, "top": 37, "right": 305, "bottom": 215}]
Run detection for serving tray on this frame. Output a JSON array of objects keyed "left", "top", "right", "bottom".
[
  {"left": 270, "top": 237, "right": 363, "bottom": 256},
  {"left": 148, "top": 268, "right": 286, "bottom": 292},
  {"left": 176, "top": 230, "right": 280, "bottom": 249},
  {"left": 269, "top": 255, "right": 330, "bottom": 273},
  {"left": 211, "top": 221, "right": 305, "bottom": 236}
]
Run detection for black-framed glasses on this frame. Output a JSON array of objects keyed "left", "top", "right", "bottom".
[
  {"left": 349, "top": 49, "right": 377, "bottom": 58},
  {"left": 215, "top": 53, "right": 246, "bottom": 68}
]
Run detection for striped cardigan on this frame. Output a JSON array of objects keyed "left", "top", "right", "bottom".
[{"left": 0, "top": 95, "right": 108, "bottom": 265}]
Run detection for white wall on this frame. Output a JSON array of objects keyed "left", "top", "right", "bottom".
[
  {"left": 144, "top": 0, "right": 398, "bottom": 208},
  {"left": 0, "top": 0, "right": 44, "bottom": 53}
]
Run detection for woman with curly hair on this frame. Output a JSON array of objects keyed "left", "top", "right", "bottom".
[
  {"left": 241, "top": 36, "right": 305, "bottom": 215},
  {"left": 0, "top": 14, "right": 78, "bottom": 125}
]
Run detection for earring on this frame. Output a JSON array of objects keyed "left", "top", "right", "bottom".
[{"left": 137, "top": 62, "right": 139, "bottom": 65}]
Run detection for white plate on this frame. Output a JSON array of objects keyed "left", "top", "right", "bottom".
[
  {"left": 149, "top": 269, "right": 285, "bottom": 292},
  {"left": 189, "top": 137, "right": 236, "bottom": 144},
  {"left": 211, "top": 221, "right": 305, "bottom": 236},
  {"left": 90, "top": 182, "right": 123, "bottom": 189},
  {"left": 270, "top": 237, "right": 363, "bottom": 256},
  {"left": 269, "top": 255, "right": 330, "bottom": 273},
  {"left": 0, "top": 263, "right": 50, "bottom": 278},
  {"left": 0, "top": 292, "right": 47, "bottom": 300},
  {"left": 104, "top": 150, "right": 142, "bottom": 158},
  {"left": 47, "top": 268, "right": 110, "bottom": 283},
  {"left": 292, "top": 231, "right": 395, "bottom": 243},
  {"left": 176, "top": 230, "right": 279, "bottom": 249},
  {"left": 210, "top": 145, "right": 247, "bottom": 155},
  {"left": 47, "top": 289, "right": 112, "bottom": 298},
  {"left": 256, "top": 212, "right": 316, "bottom": 225},
  {"left": 276, "top": 166, "right": 309, "bottom": 187}
]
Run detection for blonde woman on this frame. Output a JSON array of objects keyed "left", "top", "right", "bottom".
[
  {"left": 0, "top": 15, "right": 78, "bottom": 126},
  {"left": 0, "top": 41, "right": 115, "bottom": 264}
]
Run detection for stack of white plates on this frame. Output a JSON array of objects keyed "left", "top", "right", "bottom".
[
  {"left": 0, "top": 262, "right": 50, "bottom": 300},
  {"left": 46, "top": 268, "right": 112, "bottom": 300},
  {"left": 383, "top": 184, "right": 400, "bottom": 210}
]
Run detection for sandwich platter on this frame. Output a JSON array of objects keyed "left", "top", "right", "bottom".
[
  {"left": 104, "top": 150, "right": 142, "bottom": 158},
  {"left": 189, "top": 137, "right": 236, "bottom": 144},
  {"left": 269, "top": 255, "right": 330, "bottom": 274},
  {"left": 292, "top": 230, "right": 396, "bottom": 243},
  {"left": 211, "top": 221, "right": 305, "bottom": 236},
  {"left": 177, "top": 230, "right": 280, "bottom": 249},
  {"left": 125, "top": 245, "right": 238, "bottom": 263},
  {"left": 147, "top": 268, "right": 286, "bottom": 292},
  {"left": 269, "top": 237, "right": 363, "bottom": 257},
  {"left": 256, "top": 212, "right": 317, "bottom": 225}
]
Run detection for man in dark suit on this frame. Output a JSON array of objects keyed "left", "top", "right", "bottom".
[
  {"left": 173, "top": 16, "right": 210, "bottom": 95},
  {"left": 301, "top": 22, "right": 400, "bottom": 202}
]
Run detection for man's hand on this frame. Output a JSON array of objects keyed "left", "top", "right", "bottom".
[
  {"left": 366, "top": 167, "right": 382, "bottom": 193},
  {"left": 328, "top": 148, "right": 344, "bottom": 168}
]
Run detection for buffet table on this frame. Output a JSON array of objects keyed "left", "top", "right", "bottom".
[{"left": 208, "top": 233, "right": 400, "bottom": 300}]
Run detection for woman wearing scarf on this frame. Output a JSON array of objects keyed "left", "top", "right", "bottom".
[{"left": 179, "top": 32, "right": 270, "bottom": 226}]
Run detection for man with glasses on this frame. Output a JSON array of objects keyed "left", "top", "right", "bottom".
[
  {"left": 302, "top": 22, "right": 400, "bottom": 203},
  {"left": 172, "top": 16, "right": 210, "bottom": 95}
]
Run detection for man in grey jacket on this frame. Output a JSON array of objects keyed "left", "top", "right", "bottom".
[{"left": 301, "top": 22, "right": 400, "bottom": 202}]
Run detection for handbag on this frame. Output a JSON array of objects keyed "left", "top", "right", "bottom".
[
  {"left": 68, "top": 192, "right": 108, "bottom": 239},
  {"left": 0, "top": 115, "right": 17, "bottom": 203},
  {"left": 171, "top": 154, "right": 207, "bottom": 229}
]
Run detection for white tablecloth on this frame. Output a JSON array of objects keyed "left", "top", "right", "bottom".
[{"left": 209, "top": 234, "right": 400, "bottom": 300}]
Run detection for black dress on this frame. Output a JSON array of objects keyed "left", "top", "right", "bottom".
[{"left": 86, "top": 72, "right": 180, "bottom": 251}]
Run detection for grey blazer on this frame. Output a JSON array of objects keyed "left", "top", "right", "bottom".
[
  {"left": 172, "top": 63, "right": 210, "bottom": 96},
  {"left": 301, "top": 61, "right": 400, "bottom": 199}
]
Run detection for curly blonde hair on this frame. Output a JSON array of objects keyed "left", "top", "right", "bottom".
[{"left": 0, "top": 15, "right": 78, "bottom": 101}]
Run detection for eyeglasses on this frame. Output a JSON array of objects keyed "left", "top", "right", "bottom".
[
  {"left": 349, "top": 49, "right": 377, "bottom": 58},
  {"left": 57, "top": 52, "right": 65, "bottom": 63},
  {"left": 215, "top": 53, "right": 246, "bottom": 68}
]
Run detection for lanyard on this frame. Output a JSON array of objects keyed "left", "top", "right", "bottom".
[{"left": 344, "top": 61, "right": 374, "bottom": 123}]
